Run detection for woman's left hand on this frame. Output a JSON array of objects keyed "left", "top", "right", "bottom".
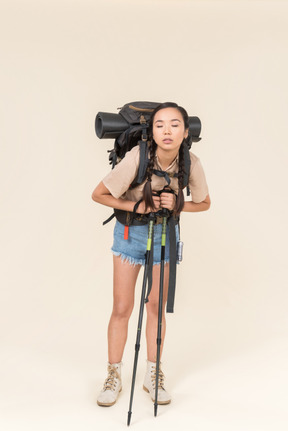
[{"left": 160, "top": 192, "right": 176, "bottom": 211}]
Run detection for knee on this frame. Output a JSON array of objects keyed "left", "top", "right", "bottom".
[
  {"left": 146, "top": 298, "right": 159, "bottom": 317},
  {"left": 111, "top": 302, "right": 134, "bottom": 321}
]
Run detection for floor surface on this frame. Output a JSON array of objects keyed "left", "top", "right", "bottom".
[{"left": 1, "top": 337, "right": 287, "bottom": 431}]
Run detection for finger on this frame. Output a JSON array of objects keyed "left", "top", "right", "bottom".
[
  {"left": 160, "top": 193, "right": 170, "bottom": 199},
  {"left": 160, "top": 195, "right": 173, "bottom": 204},
  {"left": 152, "top": 196, "right": 161, "bottom": 206},
  {"left": 160, "top": 196, "right": 175, "bottom": 210}
]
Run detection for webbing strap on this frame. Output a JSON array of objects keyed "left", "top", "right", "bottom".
[
  {"left": 166, "top": 217, "right": 177, "bottom": 313},
  {"left": 136, "top": 140, "right": 149, "bottom": 184},
  {"left": 131, "top": 199, "right": 143, "bottom": 221},
  {"left": 145, "top": 231, "right": 154, "bottom": 303},
  {"left": 103, "top": 213, "right": 115, "bottom": 225}
]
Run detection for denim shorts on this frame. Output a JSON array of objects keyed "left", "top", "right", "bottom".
[{"left": 111, "top": 220, "right": 179, "bottom": 266}]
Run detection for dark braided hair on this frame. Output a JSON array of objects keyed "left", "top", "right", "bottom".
[
  {"left": 142, "top": 139, "right": 157, "bottom": 212},
  {"left": 143, "top": 102, "right": 190, "bottom": 215}
]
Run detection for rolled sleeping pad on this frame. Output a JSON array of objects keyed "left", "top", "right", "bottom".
[
  {"left": 95, "top": 112, "right": 130, "bottom": 139},
  {"left": 188, "top": 116, "right": 201, "bottom": 142},
  {"left": 95, "top": 111, "right": 202, "bottom": 142}
]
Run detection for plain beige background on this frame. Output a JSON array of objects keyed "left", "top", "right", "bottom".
[{"left": 1, "top": 0, "right": 287, "bottom": 430}]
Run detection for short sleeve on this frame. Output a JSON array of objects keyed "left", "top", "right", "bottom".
[
  {"left": 102, "top": 146, "right": 140, "bottom": 199},
  {"left": 188, "top": 153, "right": 209, "bottom": 203}
]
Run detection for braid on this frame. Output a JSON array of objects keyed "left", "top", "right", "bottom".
[
  {"left": 174, "top": 142, "right": 186, "bottom": 215},
  {"left": 143, "top": 140, "right": 157, "bottom": 211}
]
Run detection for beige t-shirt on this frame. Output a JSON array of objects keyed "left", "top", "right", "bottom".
[{"left": 102, "top": 146, "right": 209, "bottom": 203}]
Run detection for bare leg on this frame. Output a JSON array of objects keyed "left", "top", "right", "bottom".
[
  {"left": 145, "top": 263, "right": 170, "bottom": 362},
  {"left": 108, "top": 255, "right": 141, "bottom": 364}
]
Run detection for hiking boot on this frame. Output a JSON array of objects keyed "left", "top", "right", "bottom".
[
  {"left": 143, "top": 360, "right": 171, "bottom": 405},
  {"left": 97, "top": 362, "right": 122, "bottom": 406}
]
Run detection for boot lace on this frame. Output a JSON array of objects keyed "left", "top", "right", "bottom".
[
  {"left": 151, "top": 365, "right": 165, "bottom": 390},
  {"left": 102, "top": 365, "right": 120, "bottom": 392}
]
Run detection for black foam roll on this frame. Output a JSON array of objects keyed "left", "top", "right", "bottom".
[{"left": 95, "top": 112, "right": 129, "bottom": 139}]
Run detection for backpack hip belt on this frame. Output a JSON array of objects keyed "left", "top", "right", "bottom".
[{"left": 114, "top": 208, "right": 179, "bottom": 227}]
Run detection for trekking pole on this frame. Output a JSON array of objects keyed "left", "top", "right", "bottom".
[
  {"left": 127, "top": 213, "right": 155, "bottom": 426},
  {"left": 154, "top": 208, "right": 168, "bottom": 417}
]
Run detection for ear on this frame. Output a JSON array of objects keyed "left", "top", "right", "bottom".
[{"left": 184, "top": 128, "right": 189, "bottom": 139}]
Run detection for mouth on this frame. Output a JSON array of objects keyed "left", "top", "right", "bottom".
[{"left": 163, "top": 139, "right": 173, "bottom": 143}]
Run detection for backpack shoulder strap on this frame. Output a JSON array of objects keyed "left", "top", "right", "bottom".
[
  {"left": 182, "top": 142, "right": 191, "bottom": 189},
  {"left": 134, "top": 140, "right": 149, "bottom": 185}
]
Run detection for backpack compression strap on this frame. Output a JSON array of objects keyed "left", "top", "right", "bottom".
[{"left": 166, "top": 216, "right": 177, "bottom": 313}]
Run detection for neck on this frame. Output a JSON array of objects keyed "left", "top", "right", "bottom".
[{"left": 156, "top": 147, "right": 178, "bottom": 170}]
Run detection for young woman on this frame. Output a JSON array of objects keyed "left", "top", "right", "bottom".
[{"left": 92, "top": 102, "right": 211, "bottom": 407}]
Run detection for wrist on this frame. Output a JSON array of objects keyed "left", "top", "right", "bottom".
[{"left": 136, "top": 200, "right": 145, "bottom": 214}]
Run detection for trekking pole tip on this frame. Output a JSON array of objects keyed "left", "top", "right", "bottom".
[
  {"left": 127, "top": 411, "right": 132, "bottom": 426},
  {"left": 154, "top": 404, "right": 158, "bottom": 417}
]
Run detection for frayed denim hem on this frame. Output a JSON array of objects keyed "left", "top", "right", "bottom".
[
  {"left": 111, "top": 250, "right": 169, "bottom": 267},
  {"left": 112, "top": 250, "right": 144, "bottom": 266}
]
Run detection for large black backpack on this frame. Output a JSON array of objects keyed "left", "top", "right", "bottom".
[{"left": 95, "top": 101, "right": 201, "bottom": 192}]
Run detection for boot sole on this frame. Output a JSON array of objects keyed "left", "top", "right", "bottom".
[
  {"left": 97, "top": 387, "right": 122, "bottom": 407},
  {"left": 143, "top": 385, "right": 171, "bottom": 405}
]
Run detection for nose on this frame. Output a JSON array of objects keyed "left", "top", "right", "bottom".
[{"left": 164, "top": 125, "right": 171, "bottom": 134}]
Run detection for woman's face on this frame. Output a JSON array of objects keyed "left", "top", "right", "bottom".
[{"left": 152, "top": 107, "right": 188, "bottom": 153}]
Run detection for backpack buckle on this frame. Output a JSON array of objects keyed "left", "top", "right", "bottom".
[
  {"left": 155, "top": 216, "right": 163, "bottom": 225},
  {"left": 140, "top": 115, "right": 147, "bottom": 124}
]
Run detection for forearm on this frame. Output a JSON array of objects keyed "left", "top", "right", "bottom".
[
  {"left": 182, "top": 195, "right": 211, "bottom": 213},
  {"left": 92, "top": 190, "right": 136, "bottom": 212}
]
